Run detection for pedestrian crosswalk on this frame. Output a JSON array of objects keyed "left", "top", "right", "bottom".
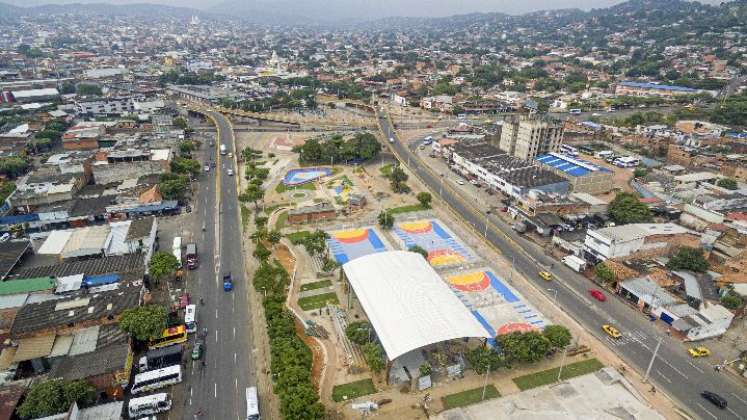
[{"left": 603, "top": 329, "right": 649, "bottom": 347}]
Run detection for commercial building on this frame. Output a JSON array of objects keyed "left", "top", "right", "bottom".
[
  {"left": 74, "top": 97, "right": 135, "bottom": 116},
  {"left": 499, "top": 114, "right": 564, "bottom": 160},
  {"left": 450, "top": 142, "right": 569, "bottom": 198},
  {"left": 584, "top": 223, "right": 698, "bottom": 262},
  {"left": 288, "top": 202, "right": 336, "bottom": 224},
  {"left": 7, "top": 88, "right": 60, "bottom": 103},
  {"left": 536, "top": 152, "right": 614, "bottom": 194},
  {"left": 615, "top": 81, "right": 709, "bottom": 98}
]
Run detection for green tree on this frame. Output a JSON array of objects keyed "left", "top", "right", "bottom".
[
  {"left": 542, "top": 325, "right": 572, "bottom": 349},
  {"left": 159, "top": 175, "right": 188, "bottom": 200},
  {"left": 170, "top": 157, "right": 200, "bottom": 177},
  {"left": 717, "top": 178, "right": 738, "bottom": 190},
  {"left": 16, "top": 379, "right": 95, "bottom": 419},
  {"left": 465, "top": 346, "right": 505, "bottom": 374},
  {"left": 666, "top": 247, "right": 709, "bottom": 273},
  {"left": 253, "top": 242, "right": 271, "bottom": 262},
  {"left": 173, "top": 116, "right": 189, "bottom": 130},
  {"left": 416, "top": 192, "right": 432, "bottom": 209},
  {"left": 633, "top": 167, "right": 648, "bottom": 178},
  {"left": 721, "top": 292, "right": 743, "bottom": 310},
  {"left": 594, "top": 263, "right": 617, "bottom": 285},
  {"left": 345, "top": 321, "right": 372, "bottom": 345},
  {"left": 0, "top": 182, "right": 15, "bottom": 202},
  {"left": 75, "top": 83, "right": 102, "bottom": 96},
  {"left": 241, "top": 184, "right": 265, "bottom": 209},
  {"left": 408, "top": 245, "right": 429, "bottom": 259},
  {"left": 498, "top": 331, "right": 551, "bottom": 363},
  {"left": 179, "top": 140, "right": 196, "bottom": 155},
  {"left": 301, "top": 230, "right": 329, "bottom": 256},
  {"left": 118, "top": 304, "right": 167, "bottom": 341},
  {"left": 149, "top": 251, "right": 179, "bottom": 283},
  {"left": 0, "top": 157, "right": 29, "bottom": 178},
  {"left": 267, "top": 230, "right": 282, "bottom": 248},
  {"left": 362, "top": 342, "right": 386, "bottom": 373},
  {"left": 419, "top": 362, "right": 433, "bottom": 377},
  {"left": 378, "top": 211, "right": 394, "bottom": 230},
  {"left": 608, "top": 192, "right": 652, "bottom": 224},
  {"left": 389, "top": 166, "right": 410, "bottom": 193}
]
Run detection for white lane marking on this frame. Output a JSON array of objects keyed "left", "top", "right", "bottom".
[
  {"left": 655, "top": 370, "right": 671, "bottom": 383},
  {"left": 214, "top": 383, "right": 217, "bottom": 398},
  {"left": 688, "top": 361, "right": 704, "bottom": 373},
  {"left": 233, "top": 327, "right": 236, "bottom": 339},
  {"left": 215, "top": 308, "right": 219, "bottom": 319},
  {"left": 659, "top": 357, "right": 688, "bottom": 379},
  {"left": 190, "top": 387, "right": 193, "bottom": 398},
  {"left": 728, "top": 407, "right": 744, "bottom": 420},
  {"left": 732, "top": 393, "right": 747, "bottom": 406},
  {"left": 191, "top": 362, "right": 194, "bottom": 376},
  {"left": 696, "top": 403, "right": 717, "bottom": 420},
  {"left": 215, "top": 329, "right": 218, "bottom": 343},
  {"left": 235, "top": 377, "right": 238, "bottom": 390},
  {"left": 189, "top": 398, "right": 192, "bottom": 406}
]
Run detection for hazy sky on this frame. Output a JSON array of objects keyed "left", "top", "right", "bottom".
[{"left": 4, "top": 0, "right": 723, "bottom": 16}]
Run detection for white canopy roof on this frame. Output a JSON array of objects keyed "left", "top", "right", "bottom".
[{"left": 343, "top": 251, "right": 492, "bottom": 360}]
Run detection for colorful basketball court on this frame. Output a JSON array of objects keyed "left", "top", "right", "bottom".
[
  {"left": 445, "top": 270, "right": 547, "bottom": 338},
  {"left": 393, "top": 219, "right": 475, "bottom": 267},
  {"left": 326, "top": 227, "right": 390, "bottom": 264},
  {"left": 283, "top": 167, "right": 333, "bottom": 186}
]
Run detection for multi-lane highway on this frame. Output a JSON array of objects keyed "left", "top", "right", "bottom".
[
  {"left": 378, "top": 113, "right": 747, "bottom": 420},
  {"left": 181, "top": 111, "right": 256, "bottom": 420}
]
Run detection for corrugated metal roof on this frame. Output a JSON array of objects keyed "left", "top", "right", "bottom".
[
  {"left": 38, "top": 230, "right": 72, "bottom": 255},
  {"left": 49, "top": 335, "right": 73, "bottom": 357},
  {"left": 83, "top": 274, "right": 120, "bottom": 287},
  {"left": 69, "top": 326, "right": 100, "bottom": 356},
  {"left": 12, "top": 334, "right": 56, "bottom": 362},
  {"left": 0, "top": 294, "right": 28, "bottom": 310},
  {"left": 62, "top": 225, "right": 110, "bottom": 259},
  {"left": 104, "top": 221, "right": 131, "bottom": 256},
  {"left": 55, "top": 274, "right": 84, "bottom": 294},
  {"left": 0, "top": 277, "right": 56, "bottom": 296}
]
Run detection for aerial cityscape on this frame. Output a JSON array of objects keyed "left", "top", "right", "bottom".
[{"left": 0, "top": 0, "right": 746, "bottom": 419}]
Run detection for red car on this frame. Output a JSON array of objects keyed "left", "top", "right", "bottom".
[{"left": 589, "top": 289, "right": 606, "bottom": 302}]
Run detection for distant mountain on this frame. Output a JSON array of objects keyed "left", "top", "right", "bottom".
[{"left": 0, "top": 1, "right": 209, "bottom": 18}]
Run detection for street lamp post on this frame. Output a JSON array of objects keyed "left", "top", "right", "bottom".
[
  {"left": 557, "top": 346, "right": 568, "bottom": 382},
  {"left": 643, "top": 336, "right": 663, "bottom": 383},
  {"left": 481, "top": 359, "right": 491, "bottom": 401},
  {"left": 548, "top": 288, "right": 558, "bottom": 305}
]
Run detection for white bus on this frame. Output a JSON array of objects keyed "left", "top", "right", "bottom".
[
  {"left": 614, "top": 156, "right": 640, "bottom": 168},
  {"left": 594, "top": 150, "right": 613, "bottom": 159},
  {"left": 559, "top": 144, "right": 579, "bottom": 157},
  {"left": 246, "top": 386, "right": 260, "bottom": 420},
  {"left": 131, "top": 365, "right": 182, "bottom": 395},
  {"left": 184, "top": 304, "right": 197, "bottom": 334},
  {"left": 128, "top": 393, "right": 172, "bottom": 418},
  {"left": 172, "top": 237, "right": 182, "bottom": 269}
]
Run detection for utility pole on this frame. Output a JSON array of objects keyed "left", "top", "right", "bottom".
[
  {"left": 643, "top": 336, "right": 663, "bottom": 383},
  {"left": 481, "top": 359, "right": 491, "bottom": 400}
]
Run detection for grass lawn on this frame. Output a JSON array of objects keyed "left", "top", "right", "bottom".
[
  {"left": 379, "top": 163, "right": 393, "bottom": 178},
  {"left": 512, "top": 358, "right": 604, "bottom": 391},
  {"left": 275, "top": 182, "right": 317, "bottom": 194},
  {"left": 332, "top": 379, "right": 376, "bottom": 402},
  {"left": 286, "top": 230, "right": 311, "bottom": 244},
  {"left": 300, "top": 280, "right": 333, "bottom": 292},
  {"left": 275, "top": 211, "right": 289, "bottom": 230},
  {"left": 240, "top": 205, "right": 251, "bottom": 230},
  {"left": 441, "top": 385, "right": 500, "bottom": 410},
  {"left": 298, "top": 292, "right": 339, "bottom": 310},
  {"left": 264, "top": 203, "right": 290, "bottom": 214},
  {"left": 388, "top": 203, "right": 428, "bottom": 215}
]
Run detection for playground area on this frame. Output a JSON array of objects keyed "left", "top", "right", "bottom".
[
  {"left": 283, "top": 167, "right": 333, "bottom": 187},
  {"left": 445, "top": 269, "right": 547, "bottom": 339},
  {"left": 326, "top": 227, "right": 391, "bottom": 265},
  {"left": 392, "top": 218, "right": 476, "bottom": 268},
  {"left": 326, "top": 175, "right": 355, "bottom": 205}
]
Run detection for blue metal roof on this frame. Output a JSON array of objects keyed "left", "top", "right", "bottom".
[
  {"left": 83, "top": 273, "right": 121, "bottom": 287},
  {"left": 619, "top": 81, "right": 699, "bottom": 93},
  {"left": 536, "top": 154, "right": 610, "bottom": 177}
]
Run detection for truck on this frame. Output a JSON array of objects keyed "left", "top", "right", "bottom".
[
  {"left": 185, "top": 243, "right": 198, "bottom": 270},
  {"left": 562, "top": 255, "right": 587, "bottom": 273},
  {"left": 138, "top": 344, "right": 184, "bottom": 371},
  {"left": 220, "top": 144, "right": 227, "bottom": 155}
]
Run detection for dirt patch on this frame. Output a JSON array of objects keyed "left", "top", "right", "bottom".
[
  {"left": 273, "top": 243, "right": 296, "bottom": 273},
  {"left": 294, "top": 318, "right": 325, "bottom": 390}
]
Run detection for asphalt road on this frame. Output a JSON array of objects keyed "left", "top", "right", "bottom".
[
  {"left": 180, "top": 111, "right": 256, "bottom": 420},
  {"left": 378, "top": 113, "right": 747, "bottom": 420}
]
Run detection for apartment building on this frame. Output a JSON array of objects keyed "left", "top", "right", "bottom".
[
  {"left": 75, "top": 97, "right": 135, "bottom": 116},
  {"left": 499, "top": 114, "right": 564, "bottom": 160}
]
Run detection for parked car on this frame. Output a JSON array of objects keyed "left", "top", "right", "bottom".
[
  {"left": 589, "top": 289, "right": 606, "bottom": 302},
  {"left": 701, "top": 391, "right": 727, "bottom": 409},
  {"left": 602, "top": 324, "right": 622, "bottom": 339},
  {"left": 191, "top": 341, "right": 204, "bottom": 360},
  {"left": 688, "top": 347, "right": 711, "bottom": 358}
]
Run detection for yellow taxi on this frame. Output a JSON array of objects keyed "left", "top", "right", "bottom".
[
  {"left": 602, "top": 324, "right": 622, "bottom": 339},
  {"left": 539, "top": 271, "right": 553, "bottom": 281},
  {"left": 687, "top": 346, "right": 711, "bottom": 358}
]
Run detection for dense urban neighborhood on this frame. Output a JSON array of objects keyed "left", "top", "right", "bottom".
[{"left": 0, "top": 0, "right": 747, "bottom": 419}]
